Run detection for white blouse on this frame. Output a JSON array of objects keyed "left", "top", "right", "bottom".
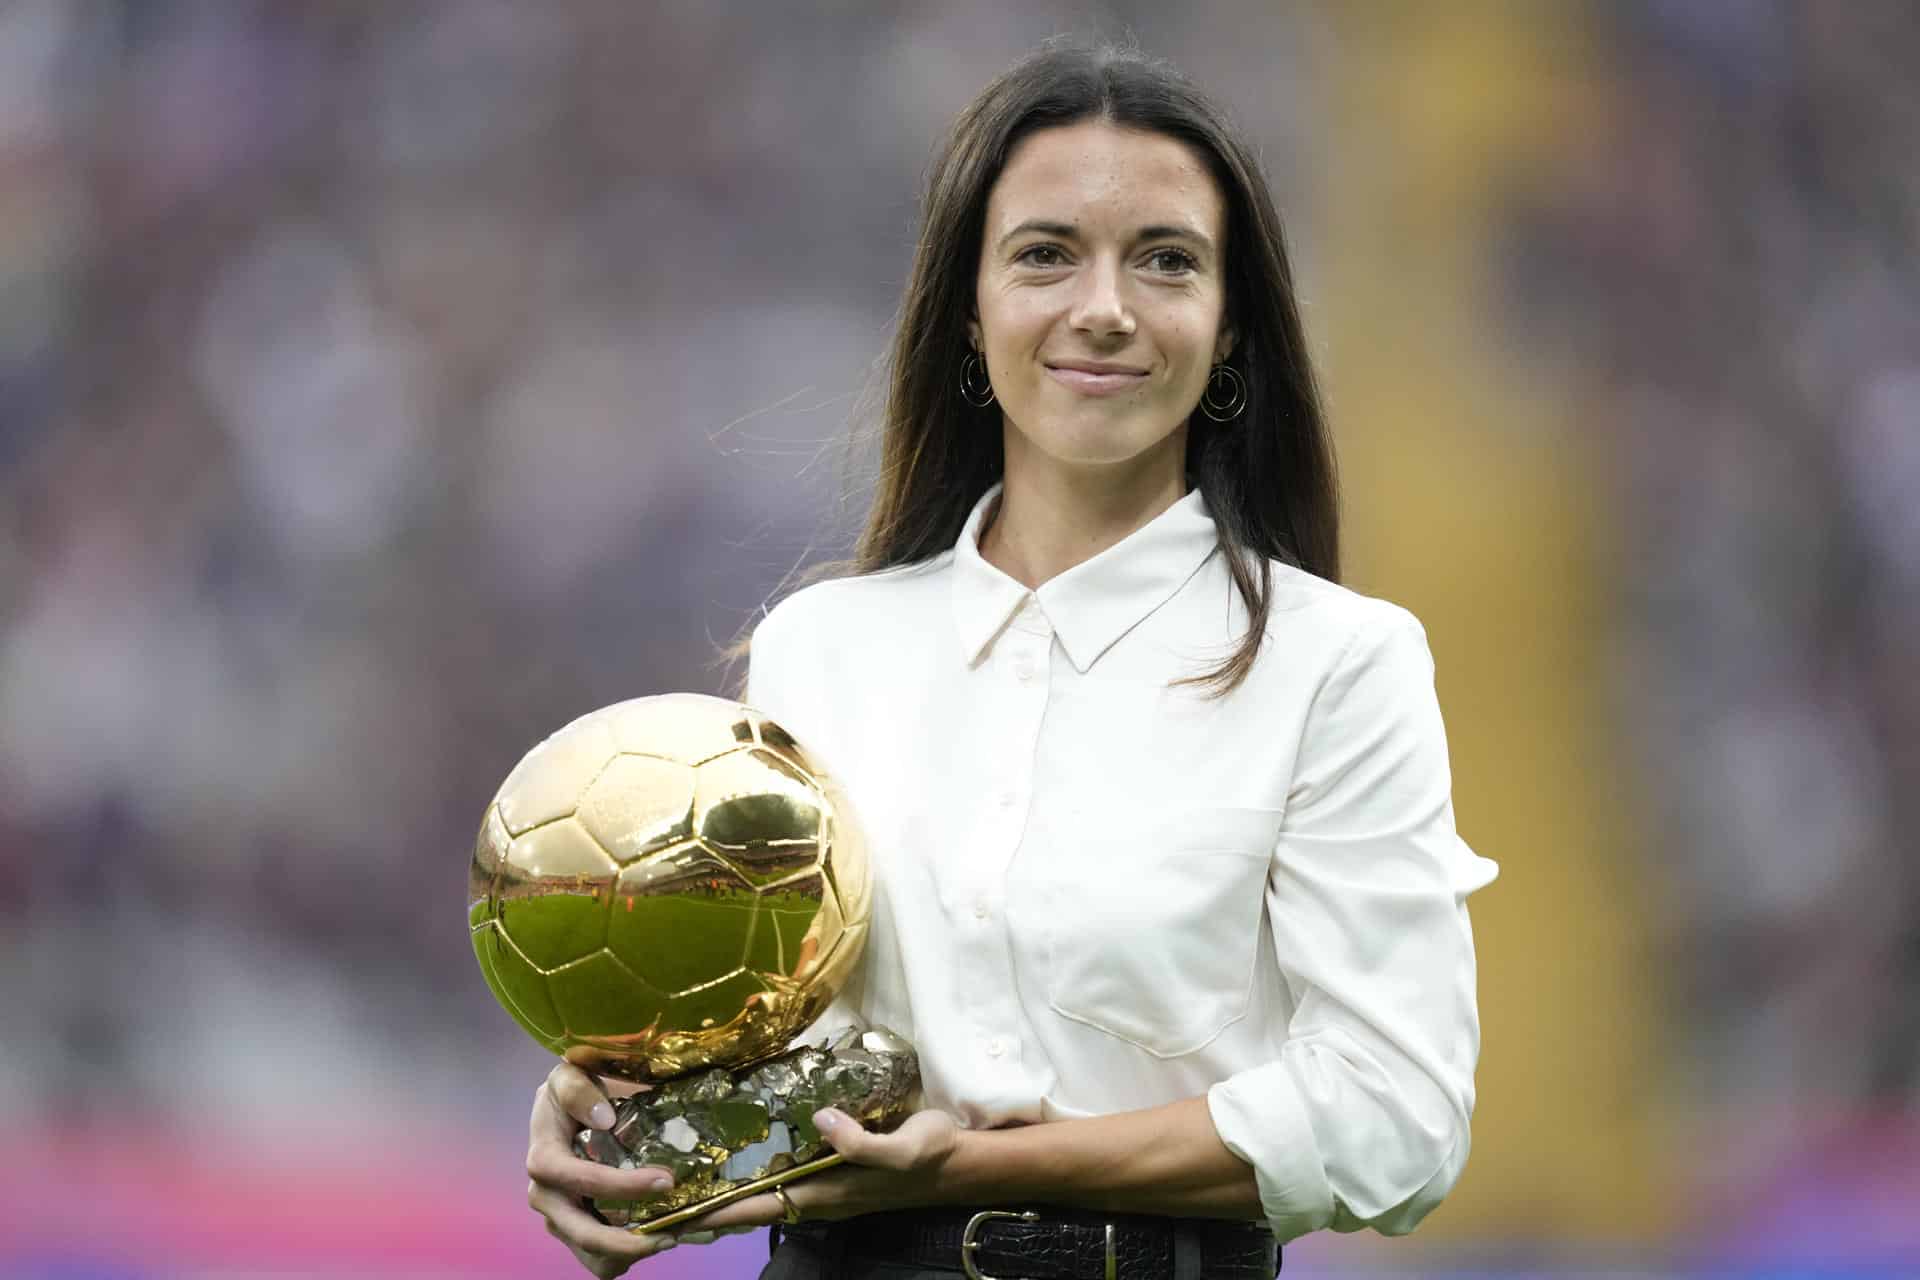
[{"left": 745, "top": 482, "right": 1498, "bottom": 1242}]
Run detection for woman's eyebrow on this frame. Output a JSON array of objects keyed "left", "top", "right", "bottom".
[
  {"left": 1135, "top": 223, "right": 1214, "bottom": 253},
  {"left": 994, "top": 219, "right": 1215, "bottom": 255},
  {"left": 995, "top": 218, "right": 1078, "bottom": 251}
]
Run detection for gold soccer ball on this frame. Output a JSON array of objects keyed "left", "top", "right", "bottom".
[{"left": 468, "top": 694, "right": 870, "bottom": 1080}]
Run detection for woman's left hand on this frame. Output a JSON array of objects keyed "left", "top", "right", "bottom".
[{"left": 667, "top": 1107, "right": 965, "bottom": 1238}]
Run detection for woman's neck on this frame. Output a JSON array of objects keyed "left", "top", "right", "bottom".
[{"left": 978, "top": 431, "right": 1189, "bottom": 591}]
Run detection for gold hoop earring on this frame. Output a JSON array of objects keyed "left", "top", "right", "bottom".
[
  {"left": 1199, "top": 363, "right": 1246, "bottom": 422},
  {"left": 960, "top": 350, "right": 996, "bottom": 408}
]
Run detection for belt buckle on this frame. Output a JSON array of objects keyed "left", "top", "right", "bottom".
[
  {"left": 959, "top": 1209, "right": 1038, "bottom": 1280},
  {"left": 958, "top": 1210, "right": 1118, "bottom": 1280}
]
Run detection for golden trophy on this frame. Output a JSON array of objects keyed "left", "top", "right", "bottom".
[{"left": 469, "top": 693, "right": 919, "bottom": 1232}]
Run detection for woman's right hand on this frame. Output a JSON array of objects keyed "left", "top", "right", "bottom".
[{"left": 526, "top": 1062, "right": 680, "bottom": 1277}]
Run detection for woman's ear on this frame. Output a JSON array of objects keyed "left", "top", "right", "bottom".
[
  {"left": 1214, "top": 326, "right": 1237, "bottom": 364},
  {"left": 967, "top": 315, "right": 982, "bottom": 350}
]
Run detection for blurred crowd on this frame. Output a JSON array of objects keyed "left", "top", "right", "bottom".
[
  {"left": 1495, "top": 1, "right": 1920, "bottom": 1125},
  {"left": 0, "top": 0, "right": 957, "bottom": 1126},
  {"left": 0, "top": 0, "right": 1914, "bottom": 1255}
]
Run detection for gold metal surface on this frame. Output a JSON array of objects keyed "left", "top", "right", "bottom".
[
  {"left": 634, "top": 1151, "right": 845, "bottom": 1233},
  {"left": 470, "top": 693, "right": 872, "bottom": 1079}
]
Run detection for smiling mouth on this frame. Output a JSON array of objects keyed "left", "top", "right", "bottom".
[{"left": 1045, "top": 364, "right": 1149, "bottom": 396}]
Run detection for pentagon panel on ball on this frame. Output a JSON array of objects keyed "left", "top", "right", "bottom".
[
  {"left": 694, "top": 747, "right": 826, "bottom": 887},
  {"left": 747, "top": 866, "right": 846, "bottom": 986},
  {"left": 494, "top": 817, "right": 618, "bottom": 973},
  {"left": 819, "top": 804, "right": 870, "bottom": 933},
  {"left": 472, "top": 921, "right": 565, "bottom": 1051},
  {"left": 546, "top": 949, "right": 669, "bottom": 1046},
  {"left": 605, "top": 841, "right": 763, "bottom": 1002},
  {"left": 494, "top": 712, "right": 620, "bottom": 837},
  {"left": 605, "top": 692, "right": 757, "bottom": 766},
  {"left": 469, "top": 804, "right": 513, "bottom": 929},
  {"left": 576, "top": 753, "right": 696, "bottom": 863}
]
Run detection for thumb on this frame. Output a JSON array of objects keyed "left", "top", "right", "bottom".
[
  {"left": 812, "top": 1108, "right": 944, "bottom": 1172},
  {"left": 546, "top": 1063, "right": 617, "bottom": 1131},
  {"left": 811, "top": 1108, "right": 874, "bottom": 1161}
]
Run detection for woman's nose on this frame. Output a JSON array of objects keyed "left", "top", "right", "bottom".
[{"left": 1068, "top": 258, "right": 1135, "bottom": 338}]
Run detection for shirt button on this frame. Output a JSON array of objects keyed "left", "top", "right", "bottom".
[
  {"left": 986, "top": 1037, "right": 1006, "bottom": 1058},
  {"left": 973, "top": 901, "right": 990, "bottom": 921},
  {"left": 997, "top": 790, "right": 1017, "bottom": 810},
  {"left": 1014, "top": 655, "right": 1037, "bottom": 682}
]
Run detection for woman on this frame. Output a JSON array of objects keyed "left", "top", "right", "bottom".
[{"left": 526, "top": 40, "right": 1497, "bottom": 1280}]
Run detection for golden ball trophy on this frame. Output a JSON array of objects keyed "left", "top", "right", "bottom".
[{"left": 469, "top": 693, "right": 919, "bottom": 1232}]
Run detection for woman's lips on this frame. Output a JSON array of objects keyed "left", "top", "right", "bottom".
[{"left": 1046, "top": 365, "right": 1148, "bottom": 395}]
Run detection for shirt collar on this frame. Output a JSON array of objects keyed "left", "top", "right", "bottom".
[{"left": 951, "top": 481, "right": 1220, "bottom": 673}]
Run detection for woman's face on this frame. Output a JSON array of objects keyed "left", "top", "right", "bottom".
[{"left": 972, "top": 119, "right": 1233, "bottom": 482}]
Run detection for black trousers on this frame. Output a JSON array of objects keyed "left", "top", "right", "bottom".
[{"left": 760, "top": 1229, "right": 937, "bottom": 1279}]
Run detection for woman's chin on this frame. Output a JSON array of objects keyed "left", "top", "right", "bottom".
[{"left": 1008, "top": 419, "right": 1185, "bottom": 475}]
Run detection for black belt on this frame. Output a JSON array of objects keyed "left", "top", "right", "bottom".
[{"left": 776, "top": 1205, "right": 1279, "bottom": 1279}]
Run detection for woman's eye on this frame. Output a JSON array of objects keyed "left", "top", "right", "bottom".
[
  {"left": 1146, "top": 248, "right": 1198, "bottom": 274},
  {"left": 1016, "top": 244, "right": 1066, "bottom": 267}
]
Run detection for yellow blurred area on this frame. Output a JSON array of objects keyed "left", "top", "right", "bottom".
[{"left": 1311, "top": 2, "right": 1667, "bottom": 1238}]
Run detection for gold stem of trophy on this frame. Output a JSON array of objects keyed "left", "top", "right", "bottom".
[{"left": 636, "top": 1151, "right": 846, "bottom": 1233}]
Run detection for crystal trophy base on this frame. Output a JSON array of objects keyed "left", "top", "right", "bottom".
[{"left": 573, "top": 1025, "right": 920, "bottom": 1233}]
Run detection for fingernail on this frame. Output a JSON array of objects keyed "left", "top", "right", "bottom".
[
  {"left": 813, "top": 1108, "right": 837, "bottom": 1132},
  {"left": 655, "top": 1236, "right": 679, "bottom": 1252},
  {"left": 646, "top": 1173, "right": 673, "bottom": 1192},
  {"left": 589, "top": 1101, "right": 615, "bottom": 1129}
]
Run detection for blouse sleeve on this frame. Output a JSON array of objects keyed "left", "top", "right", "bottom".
[
  {"left": 1205, "top": 608, "right": 1499, "bottom": 1241},
  {"left": 745, "top": 597, "right": 826, "bottom": 747},
  {"left": 743, "top": 606, "right": 791, "bottom": 724}
]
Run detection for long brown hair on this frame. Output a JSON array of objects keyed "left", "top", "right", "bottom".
[{"left": 777, "top": 42, "right": 1339, "bottom": 696}]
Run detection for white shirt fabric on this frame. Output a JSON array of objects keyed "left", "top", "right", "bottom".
[{"left": 745, "top": 482, "right": 1499, "bottom": 1242}]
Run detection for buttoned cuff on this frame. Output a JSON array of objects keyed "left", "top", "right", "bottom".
[{"left": 1206, "top": 1061, "right": 1336, "bottom": 1242}]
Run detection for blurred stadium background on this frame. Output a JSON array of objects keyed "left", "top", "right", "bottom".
[{"left": 2, "top": 2, "right": 1916, "bottom": 1277}]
